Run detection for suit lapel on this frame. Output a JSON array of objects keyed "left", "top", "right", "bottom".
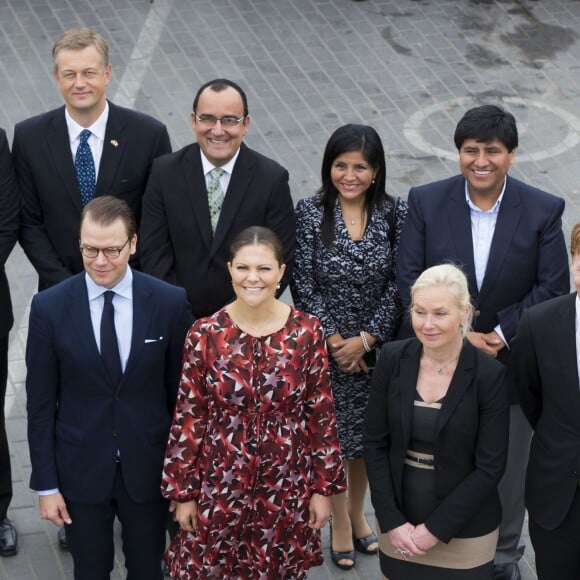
[
  {"left": 555, "top": 294, "right": 580, "bottom": 399},
  {"left": 478, "top": 178, "right": 521, "bottom": 302},
  {"left": 435, "top": 341, "right": 475, "bottom": 436},
  {"left": 122, "top": 273, "right": 152, "bottom": 390},
  {"left": 184, "top": 145, "right": 212, "bottom": 251},
  {"left": 95, "top": 101, "right": 126, "bottom": 198},
  {"left": 398, "top": 341, "right": 421, "bottom": 446},
  {"left": 448, "top": 184, "right": 478, "bottom": 299},
  {"left": 211, "top": 144, "right": 252, "bottom": 255},
  {"left": 47, "top": 108, "right": 83, "bottom": 212},
  {"left": 67, "top": 275, "right": 111, "bottom": 386}
]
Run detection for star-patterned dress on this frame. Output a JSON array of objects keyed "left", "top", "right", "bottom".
[{"left": 161, "top": 307, "right": 346, "bottom": 579}]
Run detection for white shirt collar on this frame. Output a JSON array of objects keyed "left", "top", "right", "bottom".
[
  {"left": 464, "top": 176, "right": 506, "bottom": 213},
  {"left": 200, "top": 147, "right": 240, "bottom": 176},
  {"left": 85, "top": 266, "right": 133, "bottom": 301},
  {"left": 65, "top": 101, "right": 109, "bottom": 144}
]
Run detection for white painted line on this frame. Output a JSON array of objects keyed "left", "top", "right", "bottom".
[
  {"left": 403, "top": 96, "right": 580, "bottom": 163},
  {"left": 113, "top": 0, "right": 174, "bottom": 107}
]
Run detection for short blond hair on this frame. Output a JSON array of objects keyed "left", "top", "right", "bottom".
[
  {"left": 571, "top": 223, "right": 580, "bottom": 256},
  {"left": 411, "top": 263, "right": 473, "bottom": 338},
  {"left": 52, "top": 28, "right": 109, "bottom": 71}
]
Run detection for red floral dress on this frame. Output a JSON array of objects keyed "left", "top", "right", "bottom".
[{"left": 161, "top": 307, "right": 346, "bottom": 579}]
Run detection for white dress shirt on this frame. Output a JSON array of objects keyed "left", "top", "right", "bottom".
[
  {"left": 200, "top": 147, "right": 240, "bottom": 195},
  {"left": 65, "top": 101, "right": 109, "bottom": 176},
  {"left": 465, "top": 177, "right": 508, "bottom": 346}
]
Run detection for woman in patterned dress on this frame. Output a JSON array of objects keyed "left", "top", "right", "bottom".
[
  {"left": 291, "top": 124, "right": 408, "bottom": 570},
  {"left": 161, "top": 226, "right": 346, "bottom": 579},
  {"left": 364, "top": 264, "right": 509, "bottom": 579}
]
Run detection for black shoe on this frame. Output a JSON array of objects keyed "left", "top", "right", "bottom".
[
  {"left": 58, "top": 525, "right": 69, "bottom": 551},
  {"left": 0, "top": 518, "right": 17, "bottom": 557},
  {"left": 329, "top": 522, "right": 355, "bottom": 570},
  {"left": 493, "top": 563, "right": 522, "bottom": 580},
  {"left": 353, "top": 531, "right": 379, "bottom": 555}
]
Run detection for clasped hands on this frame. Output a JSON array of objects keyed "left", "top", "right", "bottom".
[
  {"left": 327, "top": 333, "right": 372, "bottom": 374},
  {"left": 388, "top": 522, "right": 439, "bottom": 558},
  {"left": 467, "top": 330, "right": 505, "bottom": 358}
]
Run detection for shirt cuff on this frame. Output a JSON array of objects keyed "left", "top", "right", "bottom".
[{"left": 37, "top": 488, "right": 59, "bottom": 496}]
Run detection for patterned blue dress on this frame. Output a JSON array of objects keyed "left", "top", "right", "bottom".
[{"left": 292, "top": 195, "right": 408, "bottom": 459}]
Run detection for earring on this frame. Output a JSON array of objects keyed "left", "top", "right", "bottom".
[
  {"left": 372, "top": 179, "right": 376, "bottom": 184},
  {"left": 276, "top": 283, "right": 281, "bottom": 290}
]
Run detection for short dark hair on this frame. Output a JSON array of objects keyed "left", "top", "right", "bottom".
[
  {"left": 192, "top": 78, "right": 249, "bottom": 117},
  {"left": 229, "top": 226, "right": 284, "bottom": 265},
  {"left": 80, "top": 196, "right": 137, "bottom": 239},
  {"left": 454, "top": 105, "right": 518, "bottom": 152},
  {"left": 318, "top": 124, "right": 388, "bottom": 246}
]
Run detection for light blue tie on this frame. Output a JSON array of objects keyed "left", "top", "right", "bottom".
[
  {"left": 207, "top": 167, "right": 226, "bottom": 234},
  {"left": 75, "top": 129, "right": 96, "bottom": 206}
]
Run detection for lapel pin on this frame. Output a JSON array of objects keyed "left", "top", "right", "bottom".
[{"left": 110, "top": 139, "right": 118, "bottom": 147}]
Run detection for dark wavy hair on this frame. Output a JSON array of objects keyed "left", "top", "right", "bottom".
[{"left": 317, "top": 124, "right": 388, "bottom": 246}]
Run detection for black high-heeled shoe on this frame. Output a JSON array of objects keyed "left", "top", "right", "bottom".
[
  {"left": 329, "top": 522, "right": 355, "bottom": 570},
  {"left": 353, "top": 531, "right": 379, "bottom": 555}
]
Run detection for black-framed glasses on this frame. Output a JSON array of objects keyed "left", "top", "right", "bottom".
[
  {"left": 80, "top": 239, "right": 130, "bottom": 259},
  {"left": 194, "top": 113, "right": 245, "bottom": 128}
]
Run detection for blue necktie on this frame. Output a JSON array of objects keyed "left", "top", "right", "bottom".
[
  {"left": 100, "top": 291, "right": 122, "bottom": 386},
  {"left": 207, "top": 167, "right": 226, "bottom": 234},
  {"left": 75, "top": 129, "right": 96, "bottom": 206}
]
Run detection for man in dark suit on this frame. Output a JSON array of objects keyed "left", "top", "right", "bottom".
[
  {"left": 396, "top": 105, "right": 570, "bottom": 580},
  {"left": 511, "top": 225, "right": 580, "bottom": 580},
  {"left": 26, "top": 196, "right": 192, "bottom": 579},
  {"left": 0, "top": 129, "right": 19, "bottom": 556},
  {"left": 139, "top": 78, "right": 295, "bottom": 318},
  {"left": 13, "top": 27, "right": 171, "bottom": 291}
]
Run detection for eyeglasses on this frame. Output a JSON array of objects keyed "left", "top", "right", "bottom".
[
  {"left": 194, "top": 113, "right": 245, "bottom": 128},
  {"left": 80, "top": 239, "right": 130, "bottom": 259}
]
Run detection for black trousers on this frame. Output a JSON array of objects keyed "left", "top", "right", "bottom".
[
  {"left": 529, "top": 487, "right": 580, "bottom": 580},
  {"left": 65, "top": 463, "right": 168, "bottom": 580},
  {"left": 0, "top": 335, "right": 12, "bottom": 520}
]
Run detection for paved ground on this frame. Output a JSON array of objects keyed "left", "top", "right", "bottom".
[{"left": 3, "top": 0, "right": 580, "bottom": 577}]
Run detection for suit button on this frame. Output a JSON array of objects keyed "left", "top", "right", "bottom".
[
  {"left": 112, "top": 430, "right": 117, "bottom": 437},
  {"left": 115, "top": 395, "right": 120, "bottom": 401}
]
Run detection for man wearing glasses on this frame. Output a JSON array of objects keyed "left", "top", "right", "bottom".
[
  {"left": 26, "top": 196, "right": 192, "bottom": 580},
  {"left": 139, "top": 78, "right": 295, "bottom": 318},
  {"left": 12, "top": 27, "right": 171, "bottom": 293}
]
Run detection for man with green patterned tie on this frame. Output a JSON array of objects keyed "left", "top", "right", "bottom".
[{"left": 139, "top": 78, "right": 295, "bottom": 318}]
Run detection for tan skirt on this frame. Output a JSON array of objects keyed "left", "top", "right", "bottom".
[{"left": 378, "top": 523, "right": 498, "bottom": 570}]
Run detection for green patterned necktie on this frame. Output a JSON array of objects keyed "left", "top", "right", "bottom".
[{"left": 207, "top": 167, "right": 226, "bottom": 234}]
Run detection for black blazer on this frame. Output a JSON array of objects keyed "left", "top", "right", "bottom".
[
  {"left": 13, "top": 101, "right": 171, "bottom": 290},
  {"left": 0, "top": 129, "right": 19, "bottom": 339},
  {"left": 364, "top": 338, "right": 509, "bottom": 543},
  {"left": 512, "top": 293, "right": 580, "bottom": 530},
  {"left": 26, "top": 271, "right": 192, "bottom": 504},
  {"left": 139, "top": 142, "right": 295, "bottom": 318}
]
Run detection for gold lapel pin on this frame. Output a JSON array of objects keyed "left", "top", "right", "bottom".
[{"left": 110, "top": 139, "right": 118, "bottom": 147}]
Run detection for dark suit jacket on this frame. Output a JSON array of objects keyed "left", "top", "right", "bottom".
[
  {"left": 0, "top": 129, "right": 19, "bottom": 339},
  {"left": 512, "top": 293, "right": 580, "bottom": 530},
  {"left": 396, "top": 174, "right": 570, "bottom": 400},
  {"left": 139, "top": 142, "right": 295, "bottom": 318},
  {"left": 26, "top": 271, "right": 192, "bottom": 504},
  {"left": 13, "top": 101, "right": 171, "bottom": 290},
  {"left": 364, "top": 338, "right": 508, "bottom": 543}
]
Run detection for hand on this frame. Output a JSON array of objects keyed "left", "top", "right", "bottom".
[
  {"left": 174, "top": 500, "right": 198, "bottom": 533},
  {"left": 410, "top": 523, "right": 439, "bottom": 552},
  {"left": 307, "top": 493, "right": 331, "bottom": 529},
  {"left": 467, "top": 331, "right": 504, "bottom": 358},
  {"left": 387, "top": 522, "right": 426, "bottom": 557},
  {"left": 39, "top": 493, "right": 72, "bottom": 526}
]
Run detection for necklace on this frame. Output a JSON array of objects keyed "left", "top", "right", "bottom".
[{"left": 424, "top": 355, "right": 459, "bottom": 375}]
